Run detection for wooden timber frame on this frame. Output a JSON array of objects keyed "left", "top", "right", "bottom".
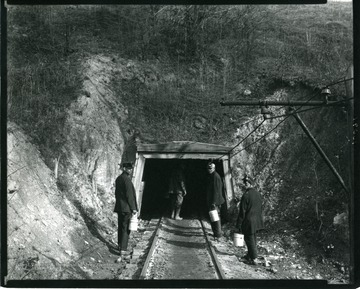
[{"left": 131, "top": 141, "right": 234, "bottom": 213}]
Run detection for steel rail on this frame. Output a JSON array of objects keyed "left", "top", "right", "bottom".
[
  {"left": 139, "top": 218, "right": 163, "bottom": 279},
  {"left": 199, "top": 219, "right": 226, "bottom": 279}
]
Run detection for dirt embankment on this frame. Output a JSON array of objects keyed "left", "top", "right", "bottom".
[
  {"left": 6, "top": 55, "right": 131, "bottom": 280},
  {"left": 7, "top": 122, "right": 92, "bottom": 279},
  {"left": 6, "top": 54, "right": 351, "bottom": 283}
]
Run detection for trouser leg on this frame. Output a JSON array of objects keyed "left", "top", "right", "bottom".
[
  {"left": 175, "top": 208, "right": 181, "bottom": 218},
  {"left": 170, "top": 195, "right": 176, "bottom": 218},
  {"left": 118, "top": 213, "right": 131, "bottom": 251},
  {"left": 175, "top": 193, "right": 184, "bottom": 218},
  {"left": 164, "top": 197, "right": 170, "bottom": 217},
  {"left": 210, "top": 205, "right": 222, "bottom": 237},
  {"left": 244, "top": 233, "right": 257, "bottom": 260},
  {"left": 211, "top": 220, "right": 222, "bottom": 237}
]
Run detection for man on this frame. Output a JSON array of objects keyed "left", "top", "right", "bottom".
[
  {"left": 206, "top": 162, "right": 225, "bottom": 239},
  {"left": 236, "top": 174, "right": 264, "bottom": 265},
  {"left": 169, "top": 163, "right": 187, "bottom": 220},
  {"left": 114, "top": 162, "right": 138, "bottom": 260}
]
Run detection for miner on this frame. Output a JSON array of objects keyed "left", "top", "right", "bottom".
[
  {"left": 206, "top": 162, "right": 225, "bottom": 240},
  {"left": 236, "top": 174, "right": 264, "bottom": 265},
  {"left": 114, "top": 162, "right": 138, "bottom": 260}
]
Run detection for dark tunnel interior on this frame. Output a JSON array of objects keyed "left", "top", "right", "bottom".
[{"left": 139, "top": 158, "right": 226, "bottom": 220}]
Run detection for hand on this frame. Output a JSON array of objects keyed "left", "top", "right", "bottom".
[
  {"left": 211, "top": 204, "right": 216, "bottom": 210},
  {"left": 132, "top": 210, "right": 137, "bottom": 215}
]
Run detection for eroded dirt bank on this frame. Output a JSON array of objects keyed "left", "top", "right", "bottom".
[{"left": 6, "top": 55, "right": 351, "bottom": 283}]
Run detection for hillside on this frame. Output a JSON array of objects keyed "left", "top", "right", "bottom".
[{"left": 5, "top": 3, "right": 353, "bottom": 283}]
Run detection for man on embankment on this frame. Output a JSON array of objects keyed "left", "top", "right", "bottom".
[
  {"left": 236, "top": 174, "right": 264, "bottom": 265},
  {"left": 114, "top": 162, "right": 138, "bottom": 260}
]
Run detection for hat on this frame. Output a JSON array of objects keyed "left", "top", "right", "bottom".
[
  {"left": 122, "top": 162, "right": 133, "bottom": 169},
  {"left": 207, "top": 162, "right": 215, "bottom": 169}
]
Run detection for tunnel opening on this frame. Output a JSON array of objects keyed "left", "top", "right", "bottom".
[{"left": 139, "top": 158, "right": 225, "bottom": 220}]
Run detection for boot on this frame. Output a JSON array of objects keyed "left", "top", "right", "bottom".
[
  {"left": 175, "top": 208, "right": 182, "bottom": 220},
  {"left": 120, "top": 250, "right": 131, "bottom": 260}
]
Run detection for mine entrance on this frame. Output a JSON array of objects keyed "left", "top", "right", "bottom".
[
  {"left": 140, "top": 158, "right": 225, "bottom": 219},
  {"left": 131, "top": 141, "right": 234, "bottom": 221}
]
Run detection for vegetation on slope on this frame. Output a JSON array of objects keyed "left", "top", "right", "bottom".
[
  {"left": 8, "top": 4, "right": 352, "bottom": 147},
  {"left": 7, "top": 3, "right": 353, "bottom": 279}
]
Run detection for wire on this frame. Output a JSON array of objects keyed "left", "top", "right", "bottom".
[
  {"left": 265, "top": 74, "right": 353, "bottom": 113},
  {"left": 230, "top": 115, "right": 291, "bottom": 158},
  {"left": 220, "top": 74, "right": 352, "bottom": 159},
  {"left": 217, "top": 90, "right": 320, "bottom": 160},
  {"left": 237, "top": 114, "right": 263, "bottom": 127},
  {"left": 230, "top": 119, "right": 266, "bottom": 154},
  {"left": 326, "top": 77, "right": 354, "bottom": 88},
  {"left": 228, "top": 96, "right": 353, "bottom": 159},
  {"left": 220, "top": 89, "right": 324, "bottom": 159},
  {"left": 267, "top": 97, "right": 354, "bottom": 120},
  {"left": 217, "top": 118, "right": 266, "bottom": 160},
  {"left": 256, "top": 83, "right": 323, "bottom": 116}
]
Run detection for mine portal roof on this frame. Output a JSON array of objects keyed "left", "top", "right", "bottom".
[{"left": 137, "top": 141, "right": 232, "bottom": 154}]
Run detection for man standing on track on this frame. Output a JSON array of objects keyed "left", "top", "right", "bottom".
[
  {"left": 114, "top": 162, "right": 138, "bottom": 260},
  {"left": 206, "top": 162, "right": 225, "bottom": 240},
  {"left": 169, "top": 163, "right": 187, "bottom": 220},
  {"left": 236, "top": 174, "right": 264, "bottom": 265}
]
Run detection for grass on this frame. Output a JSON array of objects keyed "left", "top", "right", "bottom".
[{"left": 6, "top": 4, "right": 353, "bottom": 278}]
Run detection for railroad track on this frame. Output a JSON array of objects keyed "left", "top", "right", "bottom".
[{"left": 137, "top": 217, "right": 225, "bottom": 279}]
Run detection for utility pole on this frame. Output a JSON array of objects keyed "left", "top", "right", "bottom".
[
  {"left": 344, "top": 65, "right": 354, "bottom": 283},
  {"left": 220, "top": 93, "right": 351, "bottom": 195},
  {"left": 344, "top": 65, "right": 354, "bottom": 199},
  {"left": 290, "top": 107, "right": 349, "bottom": 195}
]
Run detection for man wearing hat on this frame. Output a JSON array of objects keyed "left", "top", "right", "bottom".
[
  {"left": 114, "top": 162, "right": 138, "bottom": 260},
  {"left": 236, "top": 174, "right": 264, "bottom": 265},
  {"left": 206, "top": 162, "right": 225, "bottom": 240},
  {"left": 169, "top": 162, "right": 187, "bottom": 220}
]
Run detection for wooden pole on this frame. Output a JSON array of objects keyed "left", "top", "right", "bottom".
[
  {"left": 344, "top": 64, "right": 354, "bottom": 282},
  {"left": 345, "top": 65, "right": 354, "bottom": 198},
  {"left": 291, "top": 110, "right": 349, "bottom": 196}
]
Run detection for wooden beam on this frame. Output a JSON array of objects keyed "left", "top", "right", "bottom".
[
  {"left": 137, "top": 141, "right": 232, "bottom": 154},
  {"left": 132, "top": 153, "right": 146, "bottom": 212},
  {"left": 141, "top": 153, "right": 230, "bottom": 160},
  {"left": 222, "top": 160, "right": 234, "bottom": 207}
]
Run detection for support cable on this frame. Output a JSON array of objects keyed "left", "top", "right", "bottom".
[
  {"left": 217, "top": 119, "right": 265, "bottom": 160},
  {"left": 291, "top": 110, "right": 350, "bottom": 195},
  {"left": 230, "top": 115, "right": 291, "bottom": 159},
  {"left": 221, "top": 118, "right": 266, "bottom": 159},
  {"left": 230, "top": 94, "right": 349, "bottom": 158},
  {"left": 326, "top": 77, "right": 354, "bottom": 88},
  {"left": 217, "top": 89, "right": 322, "bottom": 160},
  {"left": 219, "top": 87, "right": 323, "bottom": 159},
  {"left": 268, "top": 97, "right": 354, "bottom": 120},
  {"left": 237, "top": 114, "right": 263, "bottom": 127},
  {"left": 219, "top": 75, "right": 352, "bottom": 160}
]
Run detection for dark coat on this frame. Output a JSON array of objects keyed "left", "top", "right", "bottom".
[
  {"left": 206, "top": 171, "right": 225, "bottom": 208},
  {"left": 114, "top": 171, "right": 138, "bottom": 213},
  {"left": 169, "top": 168, "right": 186, "bottom": 195},
  {"left": 236, "top": 187, "right": 264, "bottom": 234}
]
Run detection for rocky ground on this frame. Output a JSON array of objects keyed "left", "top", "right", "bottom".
[{"left": 56, "top": 218, "right": 350, "bottom": 284}]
